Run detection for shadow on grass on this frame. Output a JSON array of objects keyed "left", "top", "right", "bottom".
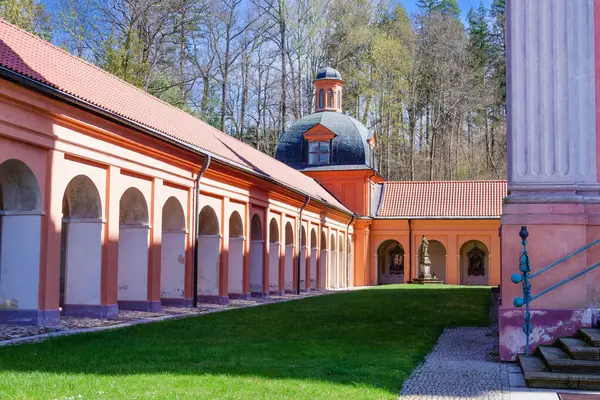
[{"left": 0, "top": 286, "right": 491, "bottom": 398}]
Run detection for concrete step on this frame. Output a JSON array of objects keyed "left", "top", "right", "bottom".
[
  {"left": 519, "top": 354, "right": 600, "bottom": 390},
  {"left": 580, "top": 328, "right": 600, "bottom": 347},
  {"left": 539, "top": 345, "right": 600, "bottom": 374},
  {"left": 558, "top": 337, "right": 600, "bottom": 360}
]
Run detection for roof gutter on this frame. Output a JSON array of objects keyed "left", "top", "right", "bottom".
[{"left": 0, "top": 67, "right": 353, "bottom": 218}]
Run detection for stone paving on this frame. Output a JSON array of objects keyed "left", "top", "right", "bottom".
[
  {"left": 0, "top": 289, "right": 337, "bottom": 345},
  {"left": 400, "top": 327, "right": 510, "bottom": 400}
]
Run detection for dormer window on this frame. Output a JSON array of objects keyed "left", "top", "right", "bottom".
[
  {"left": 328, "top": 89, "right": 334, "bottom": 108},
  {"left": 308, "top": 141, "right": 330, "bottom": 165}
]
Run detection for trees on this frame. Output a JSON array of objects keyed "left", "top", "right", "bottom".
[
  {"left": 37, "top": 0, "right": 506, "bottom": 181},
  {"left": 0, "top": 0, "right": 51, "bottom": 39}
]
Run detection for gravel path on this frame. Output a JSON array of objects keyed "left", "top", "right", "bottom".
[
  {"left": 400, "top": 328, "right": 510, "bottom": 400},
  {"left": 0, "top": 290, "right": 336, "bottom": 345}
]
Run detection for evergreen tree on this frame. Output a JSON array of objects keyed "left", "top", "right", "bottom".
[{"left": 417, "top": 0, "right": 460, "bottom": 19}]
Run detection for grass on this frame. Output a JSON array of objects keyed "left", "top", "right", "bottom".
[{"left": 0, "top": 285, "right": 490, "bottom": 400}]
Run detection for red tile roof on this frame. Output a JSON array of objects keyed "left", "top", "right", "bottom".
[
  {"left": 0, "top": 19, "right": 350, "bottom": 213},
  {"left": 377, "top": 180, "right": 507, "bottom": 218}
]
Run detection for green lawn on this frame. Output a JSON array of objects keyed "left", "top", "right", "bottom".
[{"left": 0, "top": 286, "right": 490, "bottom": 400}]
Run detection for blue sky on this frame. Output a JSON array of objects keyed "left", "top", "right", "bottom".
[{"left": 400, "top": 0, "right": 494, "bottom": 21}]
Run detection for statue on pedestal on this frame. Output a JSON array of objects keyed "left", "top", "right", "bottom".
[{"left": 411, "top": 235, "right": 443, "bottom": 285}]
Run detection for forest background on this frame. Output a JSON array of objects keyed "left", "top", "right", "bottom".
[{"left": 0, "top": 0, "right": 506, "bottom": 181}]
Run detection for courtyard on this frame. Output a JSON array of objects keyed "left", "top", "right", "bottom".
[{"left": 0, "top": 286, "right": 490, "bottom": 399}]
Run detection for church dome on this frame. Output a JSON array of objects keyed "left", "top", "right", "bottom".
[
  {"left": 315, "top": 67, "right": 342, "bottom": 81},
  {"left": 275, "top": 111, "right": 375, "bottom": 170}
]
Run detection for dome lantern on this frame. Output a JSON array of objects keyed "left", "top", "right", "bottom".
[{"left": 314, "top": 67, "right": 343, "bottom": 113}]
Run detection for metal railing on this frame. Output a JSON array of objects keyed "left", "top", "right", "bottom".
[{"left": 511, "top": 226, "right": 600, "bottom": 356}]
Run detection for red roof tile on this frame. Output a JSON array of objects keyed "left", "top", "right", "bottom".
[
  {"left": 0, "top": 19, "right": 349, "bottom": 213},
  {"left": 377, "top": 180, "right": 507, "bottom": 218}
]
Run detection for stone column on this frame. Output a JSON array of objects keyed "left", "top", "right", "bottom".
[{"left": 500, "top": 0, "right": 600, "bottom": 361}]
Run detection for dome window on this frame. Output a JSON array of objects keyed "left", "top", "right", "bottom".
[
  {"left": 308, "top": 141, "right": 330, "bottom": 166},
  {"left": 319, "top": 89, "right": 325, "bottom": 109},
  {"left": 328, "top": 89, "right": 334, "bottom": 108}
]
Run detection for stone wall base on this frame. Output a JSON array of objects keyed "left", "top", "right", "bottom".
[
  {"left": 62, "top": 304, "right": 119, "bottom": 319},
  {"left": 118, "top": 300, "right": 161, "bottom": 312},
  {"left": 0, "top": 309, "right": 60, "bottom": 327}
]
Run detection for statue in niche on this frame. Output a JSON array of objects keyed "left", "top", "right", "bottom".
[
  {"left": 468, "top": 243, "right": 485, "bottom": 276},
  {"left": 390, "top": 245, "right": 404, "bottom": 275}
]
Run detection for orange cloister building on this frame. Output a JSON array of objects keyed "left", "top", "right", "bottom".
[{"left": 0, "top": 20, "right": 504, "bottom": 327}]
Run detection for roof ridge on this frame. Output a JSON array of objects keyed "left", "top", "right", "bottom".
[{"left": 0, "top": 18, "right": 198, "bottom": 120}]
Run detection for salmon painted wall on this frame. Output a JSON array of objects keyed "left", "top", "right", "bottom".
[
  {"left": 0, "top": 79, "right": 353, "bottom": 325},
  {"left": 354, "top": 219, "right": 501, "bottom": 287}
]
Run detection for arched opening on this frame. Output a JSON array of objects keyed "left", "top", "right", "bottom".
[
  {"left": 160, "top": 197, "right": 186, "bottom": 305},
  {"left": 319, "top": 231, "right": 327, "bottom": 290},
  {"left": 418, "top": 239, "right": 446, "bottom": 283},
  {"left": 377, "top": 240, "right": 404, "bottom": 285},
  {"left": 118, "top": 187, "right": 152, "bottom": 310},
  {"left": 284, "top": 222, "right": 294, "bottom": 292},
  {"left": 329, "top": 233, "right": 337, "bottom": 288},
  {"left": 299, "top": 226, "right": 307, "bottom": 290},
  {"left": 328, "top": 88, "right": 334, "bottom": 108},
  {"left": 0, "top": 159, "right": 42, "bottom": 321},
  {"left": 197, "top": 205, "right": 221, "bottom": 302},
  {"left": 268, "top": 218, "right": 280, "bottom": 294},
  {"left": 309, "top": 229, "right": 317, "bottom": 290},
  {"left": 460, "top": 240, "right": 489, "bottom": 286},
  {"left": 250, "top": 214, "right": 264, "bottom": 296},
  {"left": 338, "top": 235, "right": 345, "bottom": 288},
  {"left": 60, "top": 175, "right": 104, "bottom": 316},
  {"left": 228, "top": 211, "right": 244, "bottom": 297}
]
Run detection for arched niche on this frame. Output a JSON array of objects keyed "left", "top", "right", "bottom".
[
  {"left": 329, "top": 233, "right": 337, "bottom": 288},
  {"left": 228, "top": 211, "right": 245, "bottom": 296},
  {"left": 268, "top": 218, "right": 280, "bottom": 294},
  {"left": 338, "top": 235, "right": 345, "bottom": 288},
  {"left": 119, "top": 188, "right": 149, "bottom": 225},
  {"left": 160, "top": 197, "right": 187, "bottom": 304},
  {"left": 319, "top": 230, "right": 327, "bottom": 290},
  {"left": 60, "top": 175, "right": 104, "bottom": 314},
  {"left": 377, "top": 240, "right": 404, "bottom": 285},
  {"left": 198, "top": 205, "right": 221, "bottom": 300},
  {"left": 309, "top": 228, "right": 318, "bottom": 290},
  {"left": 347, "top": 235, "right": 353, "bottom": 287},
  {"left": 419, "top": 239, "right": 446, "bottom": 283},
  {"left": 250, "top": 214, "right": 264, "bottom": 296},
  {"left": 460, "top": 240, "right": 489, "bottom": 286},
  {"left": 118, "top": 187, "right": 151, "bottom": 310},
  {"left": 0, "top": 159, "right": 41, "bottom": 211},
  {"left": 299, "top": 226, "right": 307, "bottom": 290},
  {"left": 284, "top": 222, "right": 294, "bottom": 292},
  {"left": 0, "top": 159, "right": 43, "bottom": 318},
  {"left": 199, "top": 206, "right": 219, "bottom": 235}
]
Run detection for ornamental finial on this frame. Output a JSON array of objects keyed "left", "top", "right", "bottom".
[{"left": 519, "top": 226, "right": 529, "bottom": 241}]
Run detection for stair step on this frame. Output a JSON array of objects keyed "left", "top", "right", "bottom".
[
  {"left": 520, "top": 354, "right": 600, "bottom": 390},
  {"left": 539, "top": 345, "right": 600, "bottom": 374},
  {"left": 580, "top": 328, "right": 600, "bottom": 347},
  {"left": 559, "top": 337, "right": 600, "bottom": 360}
]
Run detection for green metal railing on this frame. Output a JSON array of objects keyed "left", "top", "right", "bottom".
[{"left": 511, "top": 226, "right": 600, "bottom": 356}]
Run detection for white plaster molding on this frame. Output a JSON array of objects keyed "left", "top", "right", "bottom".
[
  {"left": 119, "top": 223, "right": 151, "bottom": 229},
  {"left": 507, "top": 0, "right": 597, "bottom": 185},
  {"left": 62, "top": 218, "right": 106, "bottom": 224},
  {"left": 0, "top": 210, "right": 45, "bottom": 216}
]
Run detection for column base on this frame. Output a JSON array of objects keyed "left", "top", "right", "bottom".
[
  {"left": 160, "top": 298, "right": 193, "bottom": 308},
  {"left": 62, "top": 304, "right": 119, "bottom": 319},
  {"left": 228, "top": 293, "right": 251, "bottom": 300},
  {"left": 499, "top": 307, "right": 600, "bottom": 361},
  {"left": 0, "top": 309, "right": 60, "bottom": 326},
  {"left": 197, "top": 295, "right": 230, "bottom": 305},
  {"left": 118, "top": 300, "right": 161, "bottom": 312}
]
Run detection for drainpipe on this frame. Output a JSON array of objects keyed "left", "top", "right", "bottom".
[
  {"left": 408, "top": 219, "right": 412, "bottom": 283},
  {"left": 193, "top": 155, "right": 211, "bottom": 307},
  {"left": 297, "top": 196, "right": 311, "bottom": 295},
  {"left": 345, "top": 214, "right": 355, "bottom": 287}
]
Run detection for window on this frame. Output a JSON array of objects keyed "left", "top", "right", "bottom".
[
  {"left": 337, "top": 91, "right": 341, "bottom": 109},
  {"left": 328, "top": 89, "right": 334, "bottom": 108},
  {"left": 319, "top": 89, "right": 324, "bottom": 109},
  {"left": 308, "top": 141, "right": 330, "bottom": 165}
]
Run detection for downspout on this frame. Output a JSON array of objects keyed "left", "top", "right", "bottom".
[
  {"left": 408, "top": 218, "right": 412, "bottom": 283},
  {"left": 345, "top": 214, "right": 356, "bottom": 287},
  {"left": 193, "top": 155, "right": 211, "bottom": 307},
  {"left": 297, "top": 196, "right": 311, "bottom": 295}
]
